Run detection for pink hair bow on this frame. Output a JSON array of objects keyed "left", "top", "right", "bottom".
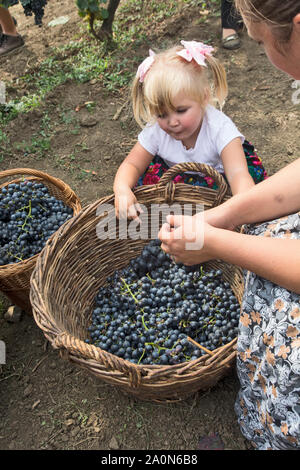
[
  {"left": 137, "top": 49, "right": 156, "bottom": 83},
  {"left": 176, "top": 40, "right": 214, "bottom": 67}
]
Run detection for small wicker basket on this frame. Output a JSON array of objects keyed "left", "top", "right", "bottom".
[
  {"left": 30, "top": 163, "right": 244, "bottom": 402},
  {"left": 0, "top": 168, "right": 82, "bottom": 313}
]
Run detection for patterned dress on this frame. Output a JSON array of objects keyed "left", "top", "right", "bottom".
[
  {"left": 137, "top": 140, "right": 267, "bottom": 188},
  {"left": 235, "top": 212, "right": 300, "bottom": 450}
]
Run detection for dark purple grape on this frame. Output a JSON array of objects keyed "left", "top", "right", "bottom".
[{"left": 85, "top": 238, "right": 240, "bottom": 365}]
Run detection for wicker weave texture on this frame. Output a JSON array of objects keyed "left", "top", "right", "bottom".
[
  {"left": 0, "top": 168, "right": 82, "bottom": 313},
  {"left": 30, "top": 163, "right": 244, "bottom": 402}
]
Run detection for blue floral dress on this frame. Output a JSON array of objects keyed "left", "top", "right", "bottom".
[{"left": 235, "top": 212, "right": 300, "bottom": 450}]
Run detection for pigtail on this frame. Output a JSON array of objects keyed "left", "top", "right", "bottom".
[
  {"left": 131, "top": 76, "right": 145, "bottom": 128},
  {"left": 131, "top": 72, "right": 157, "bottom": 128},
  {"left": 205, "top": 55, "right": 228, "bottom": 110}
]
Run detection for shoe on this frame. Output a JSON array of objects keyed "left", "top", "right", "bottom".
[
  {"left": 0, "top": 34, "right": 24, "bottom": 57},
  {"left": 222, "top": 32, "right": 241, "bottom": 50}
]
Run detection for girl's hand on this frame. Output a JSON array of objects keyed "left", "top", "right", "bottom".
[
  {"left": 115, "top": 187, "right": 143, "bottom": 221},
  {"left": 158, "top": 214, "right": 215, "bottom": 265}
]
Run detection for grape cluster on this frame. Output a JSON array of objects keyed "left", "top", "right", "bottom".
[
  {"left": 22, "top": 0, "right": 48, "bottom": 26},
  {"left": 0, "top": 179, "right": 73, "bottom": 265},
  {"left": 86, "top": 239, "right": 240, "bottom": 366}
]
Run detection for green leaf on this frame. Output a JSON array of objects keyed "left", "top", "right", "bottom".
[
  {"left": 88, "top": 0, "right": 100, "bottom": 13},
  {"left": 76, "top": 0, "right": 89, "bottom": 11},
  {"left": 20, "top": 0, "right": 32, "bottom": 7},
  {"left": 100, "top": 8, "right": 109, "bottom": 19}
]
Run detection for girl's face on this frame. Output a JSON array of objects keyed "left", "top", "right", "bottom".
[
  {"left": 245, "top": 16, "right": 300, "bottom": 80},
  {"left": 156, "top": 93, "right": 206, "bottom": 149}
]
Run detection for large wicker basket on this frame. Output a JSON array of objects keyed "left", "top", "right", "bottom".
[
  {"left": 0, "top": 168, "right": 82, "bottom": 314},
  {"left": 30, "top": 163, "right": 244, "bottom": 402}
]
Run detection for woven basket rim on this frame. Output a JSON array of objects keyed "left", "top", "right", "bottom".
[
  {"left": 29, "top": 163, "right": 242, "bottom": 400},
  {"left": 50, "top": 329, "right": 238, "bottom": 369},
  {"left": 0, "top": 168, "right": 82, "bottom": 270}
]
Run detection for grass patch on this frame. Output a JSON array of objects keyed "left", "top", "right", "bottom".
[{"left": 0, "top": 0, "right": 219, "bottom": 127}]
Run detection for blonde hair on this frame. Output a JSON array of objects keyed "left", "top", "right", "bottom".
[{"left": 132, "top": 44, "right": 228, "bottom": 128}]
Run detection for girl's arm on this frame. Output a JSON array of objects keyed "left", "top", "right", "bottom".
[
  {"left": 221, "top": 137, "right": 255, "bottom": 194},
  {"left": 159, "top": 215, "right": 300, "bottom": 294},
  {"left": 113, "top": 142, "right": 154, "bottom": 219}
]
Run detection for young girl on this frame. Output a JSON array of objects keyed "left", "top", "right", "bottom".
[{"left": 113, "top": 40, "right": 267, "bottom": 219}]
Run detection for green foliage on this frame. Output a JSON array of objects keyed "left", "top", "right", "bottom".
[
  {"left": 0, "top": 103, "right": 18, "bottom": 125},
  {"left": 0, "top": 0, "right": 216, "bottom": 128},
  {"left": 76, "top": 0, "right": 109, "bottom": 21}
]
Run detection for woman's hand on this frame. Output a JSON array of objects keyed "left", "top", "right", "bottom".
[
  {"left": 114, "top": 187, "right": 143, "bottom": 221},
  {"left": 158, "top": 213, "right": 215, "bottom": 265}
]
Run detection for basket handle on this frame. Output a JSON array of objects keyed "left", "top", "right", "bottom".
[
  {"left": 52, "top": 332, "right": 143, "bottom": 388},
  {"left": 0, "top": 167, "right": 78, "bottom": 205},
  {"left": 157, "top": 162, "right": 230, "bottom": 207}
]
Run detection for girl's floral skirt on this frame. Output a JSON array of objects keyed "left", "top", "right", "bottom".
[{"left": 137, "top": 140, "right": 267, "bottom": 188}]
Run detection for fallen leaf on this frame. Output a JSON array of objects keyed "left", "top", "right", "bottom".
[
  {"left": 32, "top": 399, "right": 41, "bottom": 410},
  {"left": 75, "top": 101, "right": 95, "bottom": 112},
  {"left": 82, "top": 170, "right": 98, "bottom": 175}
]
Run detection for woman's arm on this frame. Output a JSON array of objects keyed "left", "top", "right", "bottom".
[
  {"left": 159, "top": 158, "right": 300, "bottom": 293},
  {"left": 203, "top": 158, "right": 300, "bottom": 230},
  {"left": 159, "top": 215, "right": 300, "bottom": 294},
  {"left": 221, "top": 137, "right": 255, "bottom": 194},
  {"left": 208, "top": 229, "right": 300, "bottom": 293}
]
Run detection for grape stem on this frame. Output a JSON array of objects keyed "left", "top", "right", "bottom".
[
  {"left": 120, "top": 277, "right": 139, "bottom": 303},
  {"left": 21, "top": 199, "right": 32, "bottom": 230},
  {"left": 146, "top": 273, "right": 155, "bottom": 284},
  {"left": 137, "top": 348, "right": 145, "bottom": 365},
  {"left": 145, "top": 342, "right": 167, "bottom": 353},
  {"left": 38, "top": 203, "right": 47, "bottom": 212},
  {"left": 141, "top": 314, "right": 149, "bottom": 331},
  {"left": 187, "top": 336, "right": 214, "bottom": 356}
]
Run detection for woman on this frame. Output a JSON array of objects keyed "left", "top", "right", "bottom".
[{"left": 159, "top": 0, "right": 300, "bottom": 450}]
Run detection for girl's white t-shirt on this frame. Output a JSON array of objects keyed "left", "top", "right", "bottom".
[{"left": 138, "top": 104, "right": 245, "bottom": 174}]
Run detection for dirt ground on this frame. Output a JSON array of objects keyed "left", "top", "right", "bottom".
[{"left": 0, "top": 0, "right": 299, "bottom": 451}]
